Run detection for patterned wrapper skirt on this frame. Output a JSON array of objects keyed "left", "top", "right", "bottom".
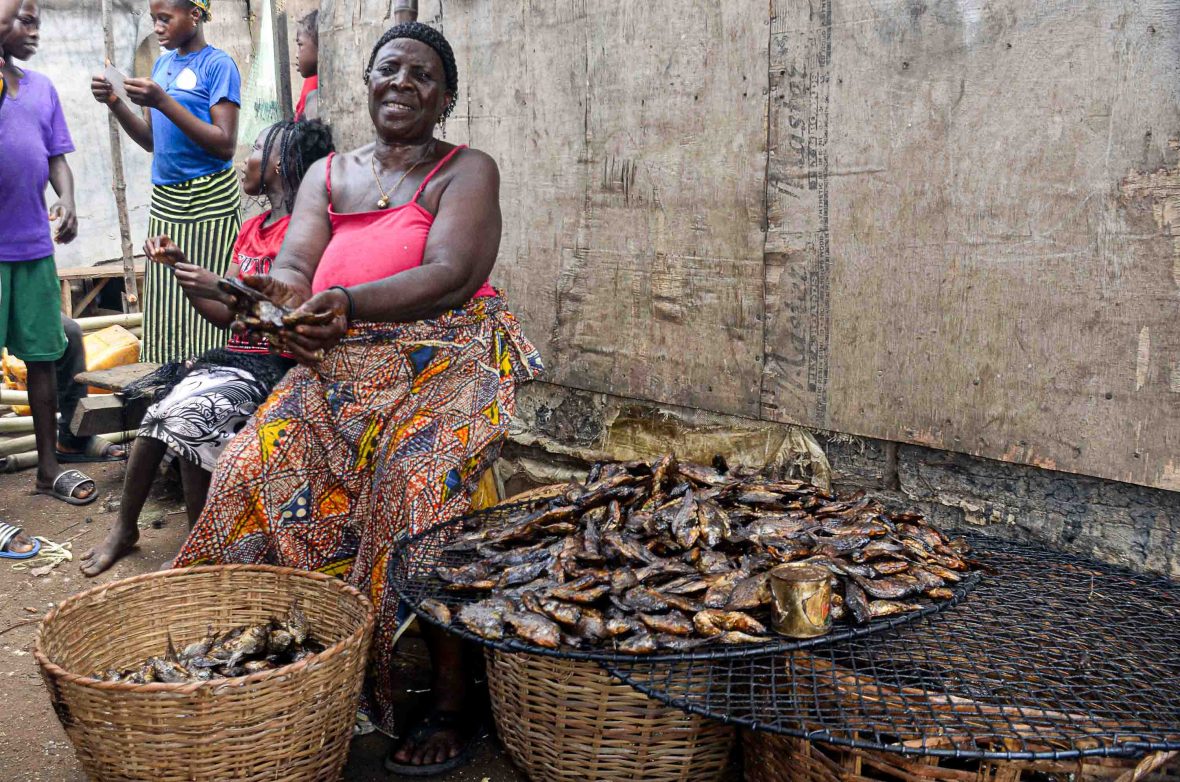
[
  {"left": 138, "top": 358, "right": 284, "bottom": 472},
  {"left": 173, "top": 295, "right": 543, "bottom": 731},
  {"left": 144, "top": 167, "right": 241, "bottom": 364}
]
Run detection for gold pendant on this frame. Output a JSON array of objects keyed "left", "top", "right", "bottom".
[{"left": 377, "top": 197, "right": 390, "bottom": 209}]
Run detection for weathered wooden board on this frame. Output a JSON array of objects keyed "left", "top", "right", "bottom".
[
  {"left": 437, "top": 1, "right": 586, "bottom": 403},
  {"left": 449, "top": 1, "right": 770, "bottom": 416},
  {"left": 762, "top": 0, "right": 835, "bottom": 426},
  {"left": 71, "top": 394, "right": 150, "bottom": 437},
  {"left": 762, "top": 0, "right": 1180, "bottom": 490},
  {"left": 322, "top": 0, "right": 768, "bottom": 417},
  {"left": 75, "top": 363, "right": 160, "bottom": 392}
]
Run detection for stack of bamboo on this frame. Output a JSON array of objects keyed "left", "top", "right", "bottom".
[{"left": 0, "top": 312, "right": 143, "bottom": 470}]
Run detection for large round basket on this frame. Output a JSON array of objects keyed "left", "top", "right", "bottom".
[
  {"left": 742, "top": 731, "right": 1180, "bottom": 782},
  {"left": 35, "top": 565, "right": 374, "bottom": 782},
  {"left": 487, "top": 649, "right": 735, "bottom": 782}
]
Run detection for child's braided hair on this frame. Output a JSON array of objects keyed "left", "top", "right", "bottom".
[{"left": 259, "top": 119, "right": 334, "bottom": 212}]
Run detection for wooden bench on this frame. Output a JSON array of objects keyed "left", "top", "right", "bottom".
[
  {"left": 58, "top": 261, "right": 146, "bottom": 319},
  {"left": 70, "top": 362, "right": 160, "bottom": 437}
]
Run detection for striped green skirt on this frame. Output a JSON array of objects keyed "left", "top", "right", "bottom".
[{"left": 144, "top": 167, "right": 241, "bottom": 364}]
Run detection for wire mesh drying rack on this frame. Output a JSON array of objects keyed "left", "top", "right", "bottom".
[
  {"left": 605, "top": 534, "right": 1180, "bottom": 760},
  {"left": 389, "top": 504, "right": 979, "bottom": 665}
]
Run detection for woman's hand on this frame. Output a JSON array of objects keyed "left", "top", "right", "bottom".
[
  {"left": 90, "top": 74, "right": 116, "bottom": 105},
  {"left": 270, "top": 288, "right": 349, "bottom": 365},
  {"left": 144, "top": 235, "right": 187, "bottom": 267},
  {"left": 49, "top": 201, "right": 78, "bottom": 244},
  {"left": 123, "top": 77, "right": 167, "bottom": 109},
  {"left": 237, "top": 275, "right": 309, "bottom": 312},
  {"left": 173, "top": 263, "right": 224, "bottom": 300},
  {"left": 226, "top": 274, "right": 311, "bottom": 335}
]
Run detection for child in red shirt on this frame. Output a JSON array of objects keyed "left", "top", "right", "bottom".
[
  {"left": 80, "top": 119, "right": 334, "bottom": 576},
  {"left": 294, "top": 10, "right": 318, "bottom": 120}
]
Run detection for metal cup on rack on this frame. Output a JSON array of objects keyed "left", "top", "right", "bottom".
[{"left": 769, "top": 564, "right": 832, "bottom": 638}]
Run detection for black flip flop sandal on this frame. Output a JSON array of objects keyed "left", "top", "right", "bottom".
[
  {"left": 56, "top": 435, "right": 127, "bottom": 463},
  {"left": 35, "top": 469, "right": 98, "bottom": 506},
  {"left": 384, "top": 710, "right": 483, "bottom": 777}
]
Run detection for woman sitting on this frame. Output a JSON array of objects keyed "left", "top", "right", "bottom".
[
  {"left": 80, "top": 119, "right": 334, "bottom": 576},
  {"left": 172, "top": 22, "right": 542, "bottom": 775}
]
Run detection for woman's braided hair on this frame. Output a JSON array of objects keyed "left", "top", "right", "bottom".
[
  {"left": 363, "top": 21, "right": 458, "bottom": 122},
  {"left": 259, "top": 119, "right": 335, "bottom": 212}
]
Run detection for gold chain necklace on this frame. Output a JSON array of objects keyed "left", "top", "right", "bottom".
[{"left": 370, "top": 142, "right": 434, "bottom": 209}]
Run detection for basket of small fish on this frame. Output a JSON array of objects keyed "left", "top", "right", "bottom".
[
  {"left": 390, "top": 454, "right": 979, "bottom": 662},
  {"left": 35, "top": 564, "right": 374, "bottom": 782}
]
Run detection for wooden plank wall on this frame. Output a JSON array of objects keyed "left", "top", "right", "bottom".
[{"left": 319, "top": 0, "right": 1180, "bottom": 492}]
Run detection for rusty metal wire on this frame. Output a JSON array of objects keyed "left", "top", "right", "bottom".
[{"left": 605, "top": 535, "right": 1180, "bottom": 760}]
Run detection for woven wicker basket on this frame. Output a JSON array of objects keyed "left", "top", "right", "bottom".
[
  {"left": 487, "top": 650, "right": 736, "bottom": 782},
  {"left": 35, "top": 565, "right": 374, "bottom": 782},
  {"left": 743, "top": 731, "right": 1179, "bottom": 782}
]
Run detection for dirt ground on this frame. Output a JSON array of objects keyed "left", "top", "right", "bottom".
[{"left": 0, "top": 460, "right": 526, "bottom": 781}]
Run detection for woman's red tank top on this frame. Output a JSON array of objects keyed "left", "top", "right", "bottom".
[{"left": 310, "top": 145, "right": 496, "bottom": 298}]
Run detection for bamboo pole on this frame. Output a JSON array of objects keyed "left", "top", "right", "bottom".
[
  {"left": 0, "top": 389, "right": 29, "bottom": 406},
  {"left": 0, "top": 451, "right": 38, "bottom": 472},
  {"left": 99, "top": 429, "right": 136, "bottom": 445},
  {"left": 101, "top": 0, "right": 141, "bottom": 314},
  {"left": 77, "top": 312, "right": 143, "bottom": 331},
  {"left": 0, "top": 434, "right": 37, "bottom": 456},
  {"left": 393, "top": 0, "right": 418, "bottom": 23},
  {"left": 0, "top": 417, "right": 34, "bottom": 435},
  {"left": 0, "top": 388, "right": 138, "bottom": 406},
  {"left": 0, "top": 429, "right": 136, "bottom": 458}
]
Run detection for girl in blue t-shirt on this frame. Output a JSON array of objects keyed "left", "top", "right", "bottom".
[{"left": 90, "top": 0, "right": 242, "bottom": 364}]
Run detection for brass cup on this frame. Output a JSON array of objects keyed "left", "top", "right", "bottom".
[{"left": 769, "top": 565, "right": 832, "bottom": 638}]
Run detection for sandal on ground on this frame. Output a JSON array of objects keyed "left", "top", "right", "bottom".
[
  {"left": 383, "top": 710, "right": 484, "bottom": 777},
  {"left": 0, "top": 523, "right": 41, "bottom": 560},
  {"left": 56, "top": 435, "right": 126, "bottom": 463},
  {"left": 354, "top": 711, "right": 377, "bottom": 737},
  {"left": 35, "top": 469, "right": 97, "bottom": 506}
]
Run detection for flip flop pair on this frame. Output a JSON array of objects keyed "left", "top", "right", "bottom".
[{"left": 0, "top": 522, "right": 41, "bottom": 560}]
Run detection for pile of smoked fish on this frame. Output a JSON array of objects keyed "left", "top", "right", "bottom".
[
  {"left": 91, "top": 602, "right": 325, "bottom": 684},
  {"left": 419, "top": 455, "right": 974, "bottom": 654}
]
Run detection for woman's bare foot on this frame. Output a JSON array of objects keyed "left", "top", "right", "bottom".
[
  {"left": 387, "top": 710, "right": 474, "bottom": 771},
  {"left": 79, "top": 526, "right": 139, "bottom": 576},
  {"left": 387, "top": 627, "right": 478, "bottom": 772}
]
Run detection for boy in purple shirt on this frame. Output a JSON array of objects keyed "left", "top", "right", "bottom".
[{"left": 0, "top": 0, "right": 98, "bottom": 559}]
